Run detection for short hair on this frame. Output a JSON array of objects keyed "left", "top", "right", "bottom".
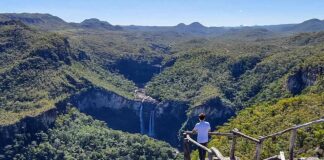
[{"left": 199, "top": 113, "right": 206, "bottom": 120}]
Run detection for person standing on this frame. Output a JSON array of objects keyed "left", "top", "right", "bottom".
[{"left": 192, "top": 113, "right": 211, "bottom": 160}]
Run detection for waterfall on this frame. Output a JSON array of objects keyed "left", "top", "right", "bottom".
[
  {"left": 139, "top": 103, "right": 144, "bottom": 134},
  {"left": 139, "top": 97, "right": 155, "bottom": 136},
  {"left": 148, "top": 110, "right": 155, "bottom": 137}
]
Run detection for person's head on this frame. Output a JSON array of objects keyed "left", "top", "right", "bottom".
[{"left": 198, "top": 113, "right": 206, "bottom": 121}]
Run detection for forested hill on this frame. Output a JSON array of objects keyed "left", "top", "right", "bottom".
[
  {"left": 3, "top": 107, "right": 179, "bottom": 160},
  {"left": 0, "top": 13, "right": 323, "bottom": 159},
  {"left": 206, "top": 93, "right": 324, "bottom": 159},
  {"left": 0, "top": 20, "right": 136, "bottom": 125},
  {"left": 146, "top": 32, "right": 324, "bottom": 109}
]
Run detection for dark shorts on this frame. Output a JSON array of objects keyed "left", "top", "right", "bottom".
[{"left": 198, "top": 142, "right": 207, "bottom": 160}]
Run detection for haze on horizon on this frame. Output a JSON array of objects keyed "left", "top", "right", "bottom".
[{"left": 0, "top": 0, "right": 324, "bottom": 27}]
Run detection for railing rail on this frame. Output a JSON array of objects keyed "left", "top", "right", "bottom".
[
  {"left": 231, "top": 129, "right": 260, "bottom": 143},
  {"left": 185, "top": 134, "right": 212, "bottom": 153},
  {"left": 264, "top": 151, "right": 286, "bottom": 160},
  {"left": 183, "top": 133, "right": 224, "bottom": 160},
  {"left": 183, "top": 118, "right": 323, "bottom": 160},
  {"left": 185, "top": 131, "right": 233, "bottom": 137},
  {"left": 211, "top": 147, "right": 227, "bottom": 160}
]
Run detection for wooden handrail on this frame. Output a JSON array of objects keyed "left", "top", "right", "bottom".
[
  {"left": 211, "top": 147, "right": 226, "bottom": 160},
  {"left": 184, "top": 131, "right": 233, "bottom": 137},
  {"left": 231, "top": 129, "right": 260, "bottom": 143},
  {"left": 260, "top": 119, "right": 324, "bottom": 140},
  {"left": 186, "top": 134, "right": 212, "bottom": 153},
  {"left": 183, "top": 118, "right": 324, "bottom": 160},
  {"left": 264, "top": 155, "right": 279, "bottom": 160},
  {"left": 293, "top": 118, "right": 324, "bottom": 129},
  {"left": 264, "top": 151, "right": 286, "bottom": 160}
]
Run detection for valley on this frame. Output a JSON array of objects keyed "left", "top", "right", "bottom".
[{"left": 0, "top": 13, "right": 323, "bottom": 160}]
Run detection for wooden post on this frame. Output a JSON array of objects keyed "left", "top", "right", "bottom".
[
  {"left": 255, "top": 137, "right": 263, "bottom": 160},
  {"left": 255, "top": 142, "right": 262, "bottom": 160},
  {"left": 289, "top": 128, "right": 297, "bottom": 160},
  {"left": 230, "top": 133, "right": 237, "bottom": 160},
  {"left": 279, "top": 151, "right": 286, "bottom": 160},
  {"left": 183, "top": 133, "right": 191, "bottom": 160},
  {"left": 208, "top": 151, "right": 213, "bottom": 160}
]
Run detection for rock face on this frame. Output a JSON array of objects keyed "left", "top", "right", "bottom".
[
  {"left": 149, "top": 43, "right": 171, "bottom": 54},
  {"left": 109, "top": 58, "right": 163, "bottom": 87},
  {"left": 0, "top": 107, "right": 58, "bottom": 153},
  {"left": 230, "top": 56, "right": 261, "bottom": 78},
  {"left": 69, "top": 88, "right": 236, "bottom": 148},
  {"left": 182, "top": 97, "right": 235, "bottom": 133},
  {"left": 287, "top": 67, "right": 324, "bottom": 94},
  {"left": 70, "top": 88, "right": 189, "bottom": 147},
  {"left": 0, "top": 87, "right": 236, "bottom": 150}
]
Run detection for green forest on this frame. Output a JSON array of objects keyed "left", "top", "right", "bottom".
[
  {"left": 2, "top": 108, "right": 179, "bottom": 160},
  {"left": 0, "top": 13, "right": 323, "bottom": 160}
]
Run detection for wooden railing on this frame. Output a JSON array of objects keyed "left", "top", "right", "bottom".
[{"left": 183, "top": 118, "right": 324, "bottom": 160}]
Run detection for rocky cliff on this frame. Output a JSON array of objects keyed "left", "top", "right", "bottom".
[
  {"left": 287, "top": 66, "right": 324, "bottom": 94},
  {"left": 181, "top": 97, "right": 235, "bottom": 135},
  {"left": 0, "top": 86, "right": 236, "bottom": 150},
  {"left": 70, "top": 87, "right": 189, "bottom": 147},
  {"left": 0, "top": 107, "right": 58, "bottom": 153}
]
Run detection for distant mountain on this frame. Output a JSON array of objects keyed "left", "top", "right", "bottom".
[
  {"left": 0, "top": 13, "right": 122, "bottom": 31},
  {"left": 172, "top": 22, "right": 209, "bottom": 34},
  {"left": 0, "top": 13, "right": 69, "bottom": 30},
  {"left": 124, "top": 20, "right": 324, "bottom": 39},
  {"left": 175, "top": 23, "right": 186, "bottom": 28},
  {"left": 71, "top": 18, "right": 122, "bottom": 30},
  {"left": 2, "top": 13, "right": 324, "bottom": 37},
  {"left": 285, "top": 18, "right": 324, "bottom": 32},
  {"left": 186, "top": 22, "right": 206, "bottom": 29}
]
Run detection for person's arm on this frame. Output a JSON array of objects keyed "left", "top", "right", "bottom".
[{"left": 192, "top": 124, "right": 198, "bottom": 134}]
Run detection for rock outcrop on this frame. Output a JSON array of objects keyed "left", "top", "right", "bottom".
[
  {"left": 182, "top": 97, "right": 235, "bottom": 133},
  {"left": 70, "top": 88, "right": 188, "bottom": 147},
  {"left": 0, "top": 107, "right": 59, "bottom": 153},
  {"left": 0, "top": 87, "right": 236, "bottom": 150},
  {"left": 287, "top": 67, "right": 324, "bottom": 94}
]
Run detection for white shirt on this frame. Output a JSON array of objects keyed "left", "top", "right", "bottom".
[{"left": 193, "top": 121, "right": 211, "bottom": 143}]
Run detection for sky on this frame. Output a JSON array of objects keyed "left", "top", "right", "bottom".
[{"left": 0, "top": 0, "right": 324, "bottom": 27}]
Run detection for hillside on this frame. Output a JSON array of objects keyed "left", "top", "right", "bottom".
[
  {"left": 0, "top": 13, "right": 323, "bottom": 159},
  {"left": 204, "top": 93, "right": 324, "bottom": 160},
  {"left": 0, "top": 20, "right": 136, "bottom": 125},
  {"left": 146, "top": 35, "right": 324, "bottom": 109},
  {"left": 1, "top": 107, "right": 179, "bottom": 160},
  {"left": 0, "top": 13, "right": 70, "bottom": 30}
]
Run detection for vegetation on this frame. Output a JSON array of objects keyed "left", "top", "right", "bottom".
[
  {"left": 1, "top": 108, "right": 178, "bottom": 160},
  {"left": 199, "top": 93, "right": 324, "bottom": 160},
  {"left": 1, "top": 13, "right": 324, "bottom": 159},
  {"left": 147, "top": 37, "right": 324, "bottom": 109},
  {"left": 0, "top": 20, "right": 136, "bottom": 125}
]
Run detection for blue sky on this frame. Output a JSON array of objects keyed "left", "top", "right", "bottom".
[{"left": 0, "top": 0, "right": 324, "bottom": 26}]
